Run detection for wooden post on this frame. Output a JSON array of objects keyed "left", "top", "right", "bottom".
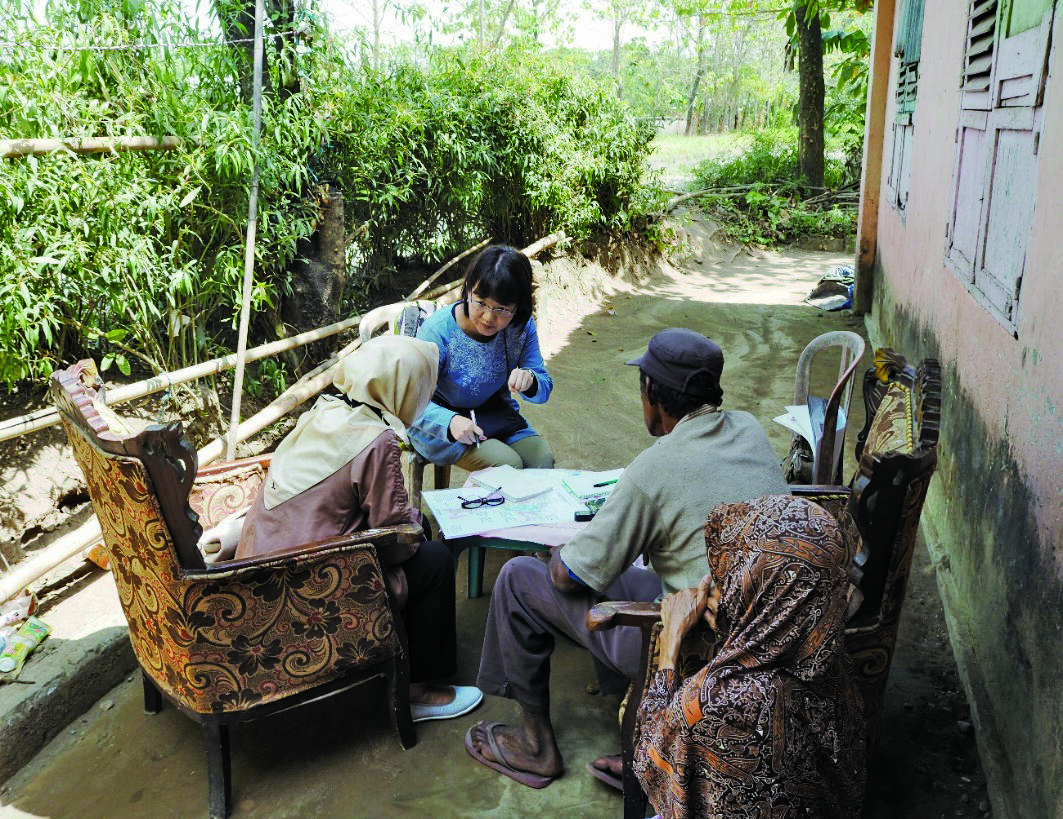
[{"left": 855, "top": 0, "right": 898, "bottom": 314}]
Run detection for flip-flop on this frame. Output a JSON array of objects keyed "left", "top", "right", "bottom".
[
  {"left": 586, "top": 758, "right": 623, "bottom": 791},
  {"left": 464, "top": 721, "right": 556, "bottom": 789}
]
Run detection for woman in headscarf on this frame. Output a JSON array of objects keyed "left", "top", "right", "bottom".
[
  {"left": 633, "top": 494, "right": 866, "bottom": 818},
  {"left": 236, "top": 334, "right": 483, "bottom": 722}
]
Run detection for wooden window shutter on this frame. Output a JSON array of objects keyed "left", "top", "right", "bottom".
[
  {"left": 895, "top": 0, "right": 926, "bottom": 116},
  {"left": 961, "top": 0, "right": 999, "bottom": 110}
]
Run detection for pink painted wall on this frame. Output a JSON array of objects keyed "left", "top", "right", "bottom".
[
  {"left": 876, "top": 0, "right": 1063, "bottom": 563},
  {"left": 869, "top": 3, "right": 1063, "bottom": 816}
]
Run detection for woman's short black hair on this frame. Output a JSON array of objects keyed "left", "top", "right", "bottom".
[
  {"left": 460, "top": 245, "right": 534, "bottom": 329},
  {"left": 640, "top": 368, "right": 723, "bottom": 418}
]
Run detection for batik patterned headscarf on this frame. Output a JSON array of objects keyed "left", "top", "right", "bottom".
[{"left": 634, "top": 494, "right": 866, "bottom": 819}]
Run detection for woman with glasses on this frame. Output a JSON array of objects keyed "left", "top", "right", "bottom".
[{"left": 409, "top": 244, "right": 555, "bottom": 471}]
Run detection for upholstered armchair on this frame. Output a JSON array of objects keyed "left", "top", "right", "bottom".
[
  {"left": 588, "top": 349, "right": 942, "bottom": 819},
  {"left": 50, "top": 360, "right": 421, "bottom": 818}
]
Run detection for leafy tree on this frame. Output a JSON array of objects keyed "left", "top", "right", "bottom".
[{"left": 782, "top": 0, "right": 871, "bottom": 189}]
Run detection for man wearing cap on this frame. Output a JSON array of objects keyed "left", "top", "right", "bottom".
[{"left": 465, "top": 328, "right": 788, "bottom": 789}]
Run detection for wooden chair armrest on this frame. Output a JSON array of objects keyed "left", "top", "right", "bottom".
[
  {"left": 182, "top": 523, "right": 423, "bottom": 579},
  {"left": 789, "top": 484, "right": 851, "bottom": 498},
  {"left": 587, "top": 600, "right": 662, "bottom": 631}
]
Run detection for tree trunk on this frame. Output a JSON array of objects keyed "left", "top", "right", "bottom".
[
  {"left": 215, "top": 0, "right": 256, "bottom": 103},
  {"left": 794, "top": 1, "right": 825, "bottom": 190},
  {"left": 214, "top": 0, "right": 298, "bottom": 101},
  {"left": 685, "top": 15, "right": 708, "bottom": 135},
  {"left": 612, "top": 16, "right": 623, "bottom": 99},
  {"left": 282, "top": 185, "right": 347, "bottom": 372}
]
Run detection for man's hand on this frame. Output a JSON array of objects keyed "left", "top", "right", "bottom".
[
  {"left": 548, "top": 545, "right": 584, "bottom": 594},
  {"left": 658, "top": 574, "right": 717, "bottom": 670},
  {"left": 508, "top": 367, "right": 535, "bottom": 396}
]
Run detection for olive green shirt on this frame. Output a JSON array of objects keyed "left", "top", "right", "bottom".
[{"left": 560, "top": 406, "right": 788, "bottom": 596}]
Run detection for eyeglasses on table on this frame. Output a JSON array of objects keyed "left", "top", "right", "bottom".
[{"left": 459, "top": 487, "right": 505, "bottom": 509}]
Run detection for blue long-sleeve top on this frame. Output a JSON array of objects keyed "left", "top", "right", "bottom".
[{"left": 407, "top": 303, "right": 554, "bottom": 465}]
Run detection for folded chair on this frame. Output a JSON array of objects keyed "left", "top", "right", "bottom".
[
  {"left": 588, "top": 348, "right": 941, "bottom": 819},
  {"left": 50, "top": 360, "right": 420, "bottom": 818}
]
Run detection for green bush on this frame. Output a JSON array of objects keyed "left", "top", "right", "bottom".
[
  {"left": 0, "top": 2, "right": 655, "bottom": 387},
  {"left": 320, "top": 48, "right": 657, "bottom": 295},
  {"left": 687, "top": 128, "right": 854, "bottom": 247}
]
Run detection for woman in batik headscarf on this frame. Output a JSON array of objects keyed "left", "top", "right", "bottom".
[
  {"left": 236, "top": 334, "right": 483, "bottom": 723},
  {"left": 633, "top": 494, "right": 866, "bottom": 818}
]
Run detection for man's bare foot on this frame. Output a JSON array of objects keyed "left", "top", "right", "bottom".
[
  {"left": 469, "top": 718, "right": 563, "bottom": 779},
  {"left": 409, "top": 683, "right": 455, "bottom": 705}
]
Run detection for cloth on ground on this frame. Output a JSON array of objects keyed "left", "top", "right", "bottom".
[{"left": 805, "top": 265, "right": 855, "bottom": 311}]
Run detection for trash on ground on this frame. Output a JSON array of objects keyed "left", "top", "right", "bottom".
[
  {"left": 0, "top": 615, "right": 52, "bottom": 681},
  {"left": 805, "top": 265, "right": 855, "bottom": 311}
]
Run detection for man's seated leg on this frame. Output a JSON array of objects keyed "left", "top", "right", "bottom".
[{"left": 468, "top": 556, "right": 660, "bottom": 787}]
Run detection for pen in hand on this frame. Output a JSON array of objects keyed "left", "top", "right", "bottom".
[{"left": 470, "top": 410, "right": 480, "bottom": 448}]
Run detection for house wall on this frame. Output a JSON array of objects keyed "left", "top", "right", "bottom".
[{"left": 869, "top": 2, "right": 1063, "bottom": 817}]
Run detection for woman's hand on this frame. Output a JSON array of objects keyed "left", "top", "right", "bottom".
[
  {"left": 508, "top": 367, "right": 535, "bottom": 396},
  {"left": 658, "top": 575, "right": 718, "bottom": 671},
  {"left": 449, "top": 415, "right": 484, "bottom": 445}
]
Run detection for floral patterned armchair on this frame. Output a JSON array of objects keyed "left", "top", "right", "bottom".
[
  {"left": 50, "top": 360, "right": 421, "bottom": 818},
  {"left": 588, "top": 349, "right": 942, "bottom": 819}
]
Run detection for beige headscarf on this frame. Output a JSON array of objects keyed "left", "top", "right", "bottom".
[{"left": 262, "top": 335, "right": 439, "bottom": 509}]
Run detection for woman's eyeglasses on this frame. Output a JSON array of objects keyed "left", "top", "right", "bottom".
[
  {"left": 466, "top": 297, "right": 515, "bottom": 319},
  {"left": 459, "top": 487, "right": 505, "bottom": 509}
]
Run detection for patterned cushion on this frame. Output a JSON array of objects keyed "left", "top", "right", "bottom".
[
  {"left": 862, "top": 382, "right": 915, "bottom": 457},
  {"left": 189, "top": 464, "right": 266, "bottom": 529},
  {"left": 63, "top": 420, "right": 398, "bottom": 715}
]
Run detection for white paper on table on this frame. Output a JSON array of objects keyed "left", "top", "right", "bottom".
[
  {"left": 467, "top": 465, "right": 568, "bottom": 501},
  {"left": 422, "top": 486, "right": 586, "bottom": 539},
  {"left": 559, "top": 468, "right": 624, "bottom": 500}
]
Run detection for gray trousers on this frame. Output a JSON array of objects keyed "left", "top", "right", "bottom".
[{"left": 476, "top": 555, "right": 662, "bottom": 716}]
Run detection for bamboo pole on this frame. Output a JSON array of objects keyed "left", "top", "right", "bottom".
[
  {"left": 199, "top": 337, "right": 360, "bottom": 466},
  {"left": 1, "top": 136, "right": 181, "bottom": 159},
  {"left": 226, "top": 0, "right": 266, "bottom": 463},
  {"left": 521, "top": 230, "right": 566, "bottom": 259},
  {"left": 0, "top": 314, "right": 364, "bottom": 444},
  {"left": 405, "top": 238, "right": 490, "bottom": 300},
  {"left": 0, "top": 339, "right": 362, "bottom": 604},
  {"left": 417, "top": 231, "right": 566, "bottom": 302}
]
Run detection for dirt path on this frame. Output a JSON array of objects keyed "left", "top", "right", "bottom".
[{"left": 1, "top": 219, "right": 989, "bottom": 816}]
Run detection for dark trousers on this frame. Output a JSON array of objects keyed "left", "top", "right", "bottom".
[
  {"left": 402, "top": 541, "right": 457, "bottom": 683},
  {"left": 476, "top": 556, "right": 662, "bottom": 715}
]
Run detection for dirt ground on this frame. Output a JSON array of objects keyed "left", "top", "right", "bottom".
[{"left": 0, "top": 214, "right": 990, "bottom": 817}]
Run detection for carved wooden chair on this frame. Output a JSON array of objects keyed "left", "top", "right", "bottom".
[
  {"left": 50, "top": 360, "right": 421, "bottom": 818},
  {"left": 588, "top": 349, "right": 941, "bottom": 819}
]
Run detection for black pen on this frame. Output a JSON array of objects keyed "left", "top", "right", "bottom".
[{"left": 593, "top": 479, "right": 618, "bottom": 488}]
